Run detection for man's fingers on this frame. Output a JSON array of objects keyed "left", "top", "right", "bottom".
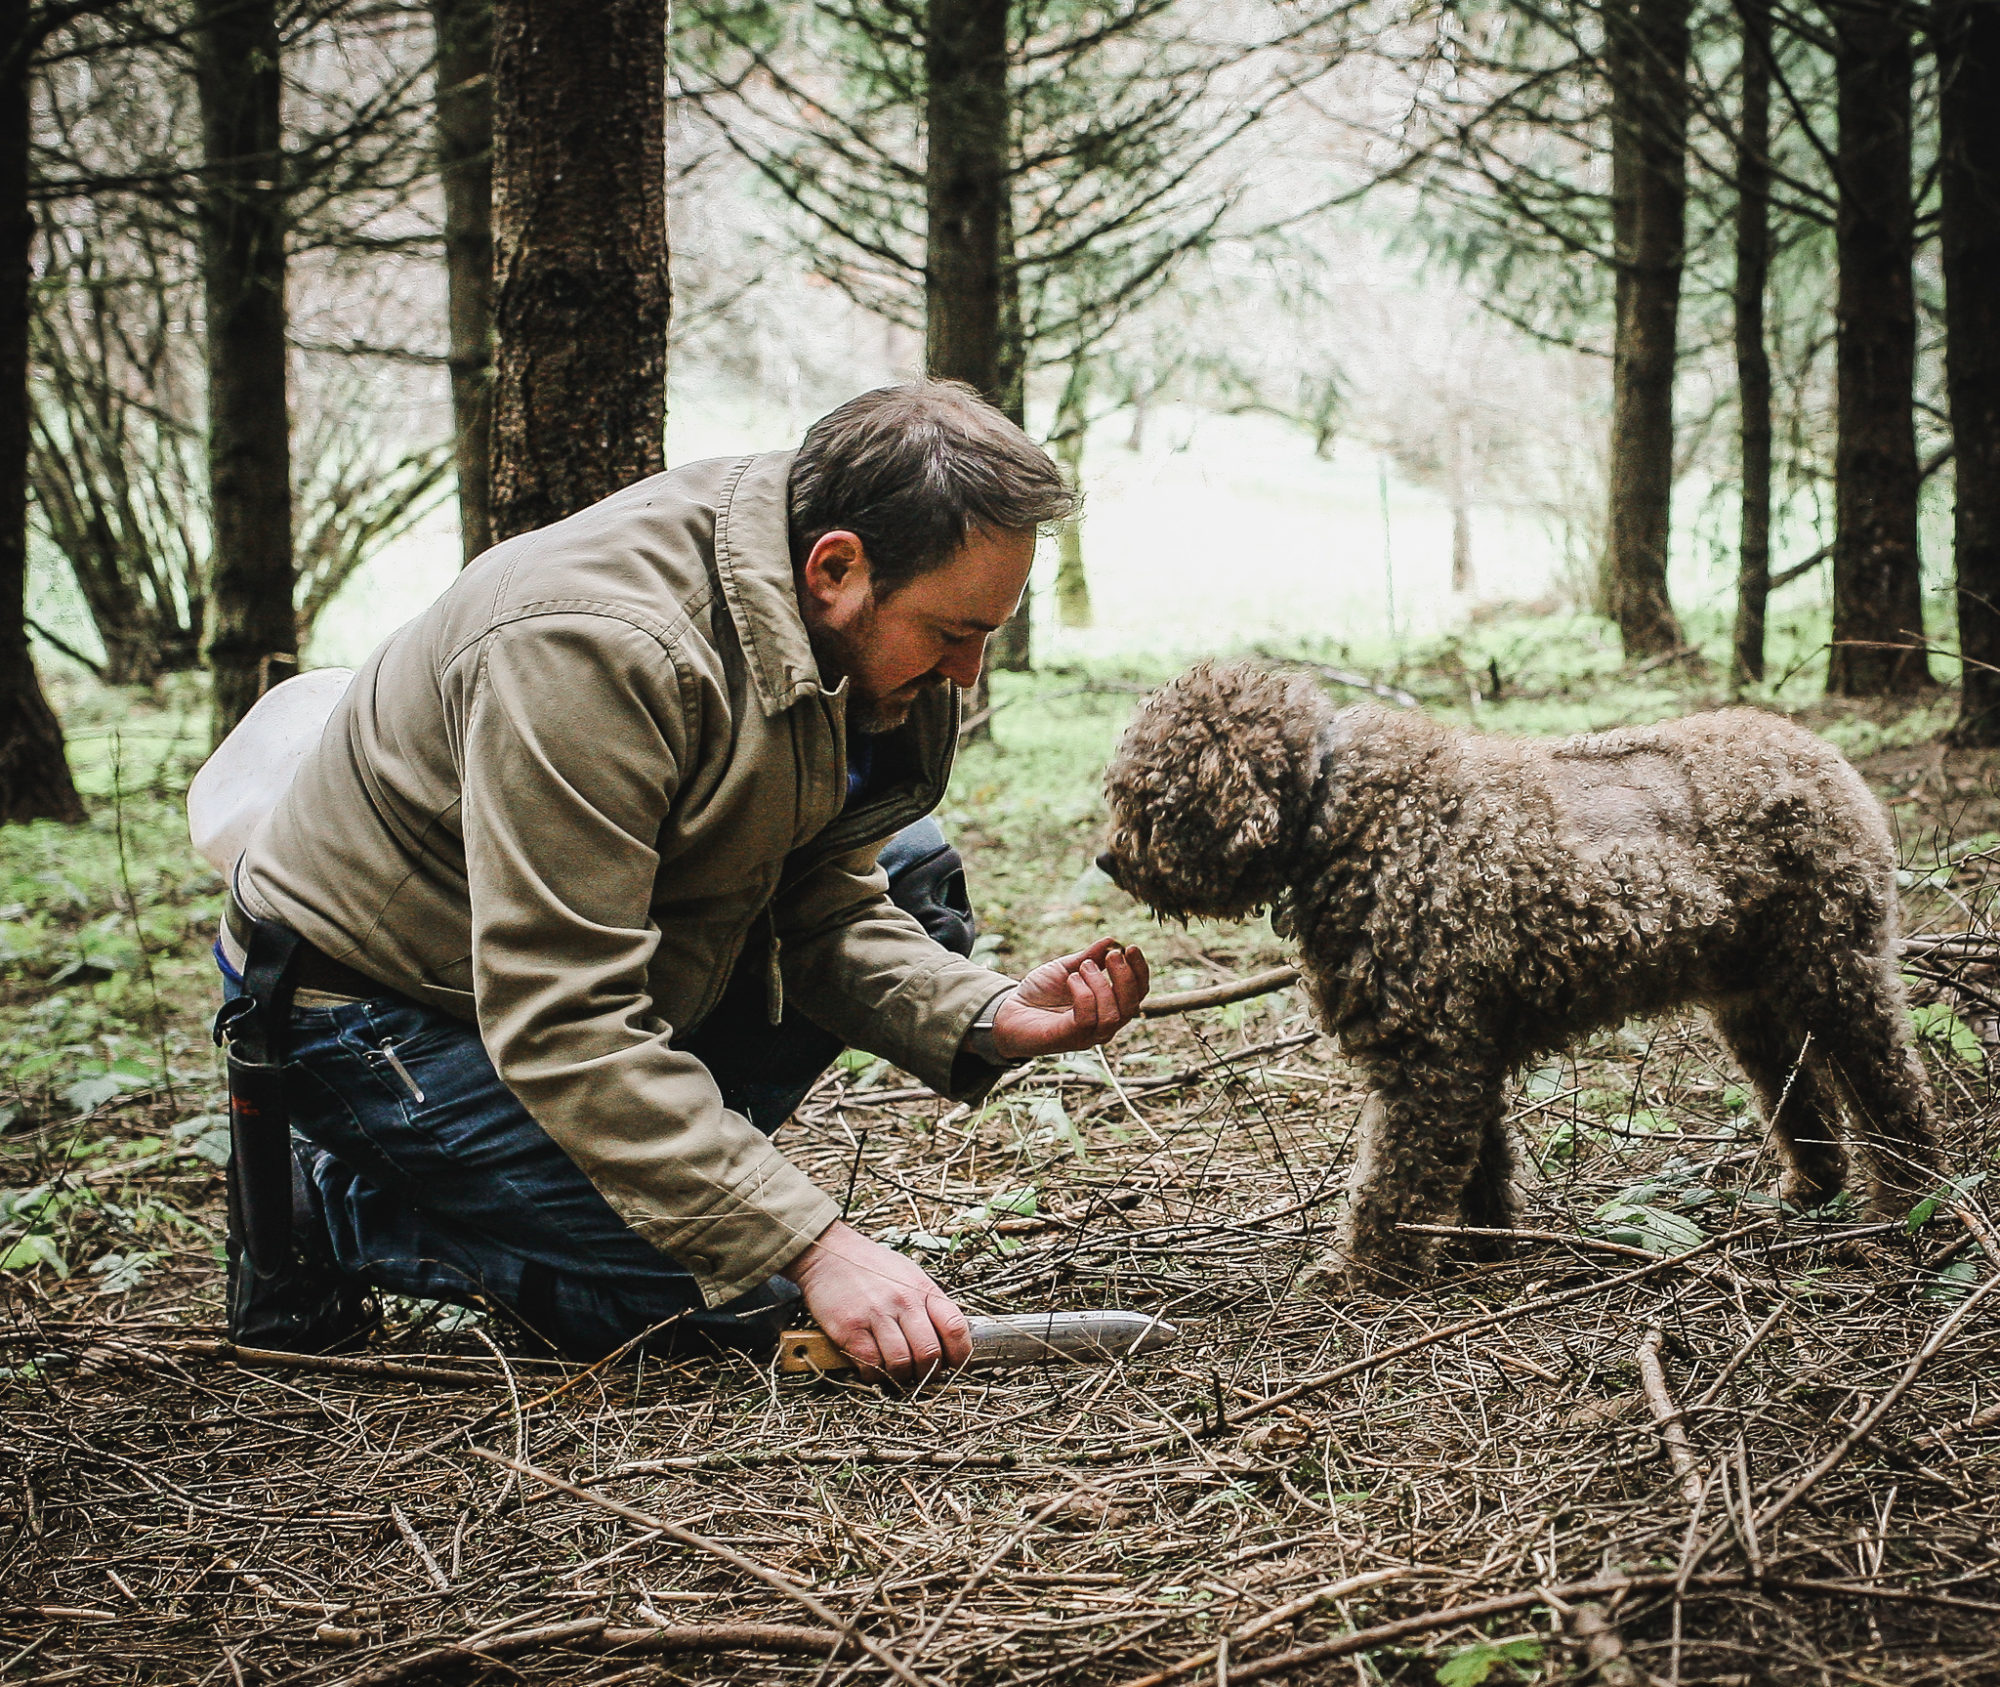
[
  {"left": 1083, "top": 959, "right": 1119, "bottom": 1033},
  {"left": 870, "top": 1315, "right": 916, "bottom": 1383},
  {"left": 930, "top": 1295, "right": 973, "bottom": 1368},
  {"left": 1067, "top": 966, "right": 1102, "bottom": 1033},
  {"left": 838, "top": 1322, "right": 886, "bottom": 1379},
  {"left": 901, "top": 1313, "right": 944, "bottom": 1381},
  {"left": 1106, "top": 944, "right": 1149, "bottom": 1020},
  {"left": 1102, "top": 951, "right": 1136, "bottom": 1020}
]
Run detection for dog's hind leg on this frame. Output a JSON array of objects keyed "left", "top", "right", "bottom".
[
  {"left": 1461, "top": 1104, "right": 1520, "bottom": 1254},
  {"left": 1713, "top": 1002, "right": 1848, "bottom": 1210},
  {"left": 1791, "top": 955, "right": 1943, "bottom": 1216},
  {"left": 1330, "top": 1064, "right": 1502, "bottom": 1290}
]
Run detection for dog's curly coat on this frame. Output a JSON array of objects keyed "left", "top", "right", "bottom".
[{"left": 1099, "top": 661, "right": 1943, "bottom": 1287}]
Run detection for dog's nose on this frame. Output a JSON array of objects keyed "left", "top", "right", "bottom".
[{"left": 1095, "top": 851, "right": 1118, "bottom": 877}]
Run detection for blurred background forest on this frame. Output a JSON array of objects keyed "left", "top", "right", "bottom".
[{"left": 1, "top": 0, "right": 1995, "bottom": 816}]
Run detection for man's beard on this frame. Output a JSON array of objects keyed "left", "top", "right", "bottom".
[
  {"left": 811, "top": 608, "right": 935, "bottom": 735},
  {"left": 849, "top": 691, "right": 916, "bottom": 736}
]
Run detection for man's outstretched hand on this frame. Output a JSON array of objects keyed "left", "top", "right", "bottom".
[
  {"left": 990, "top": 937, "right": 1149, "bottom": 1060},
  {"left": 788, "top": 1219, "right": 971, "bottom": 1386}
]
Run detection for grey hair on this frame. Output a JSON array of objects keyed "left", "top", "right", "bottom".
[{"left": 788, "top": 380, "right": 1079, "bottom": 595}]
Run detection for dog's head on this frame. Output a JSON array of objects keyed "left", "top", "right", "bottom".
[{"left": 1098, "top": 661, "right": 1332, "bottom": 921}]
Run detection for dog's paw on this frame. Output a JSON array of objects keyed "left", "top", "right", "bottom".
[
  {"left": 1295, "top": 1244, "right": 1410, "bottom": 1299},
  {"left": 1294, "top": 1247, "right": 1350, "bottom": 1297}
]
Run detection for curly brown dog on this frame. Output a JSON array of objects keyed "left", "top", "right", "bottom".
[{"left": 1097, "top": 661, "right": 1943, "bottom": 1288}]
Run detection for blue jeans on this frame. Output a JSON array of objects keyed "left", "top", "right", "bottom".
[{"left": 256, "top": 819, "right": 974, "bottom": 1360}]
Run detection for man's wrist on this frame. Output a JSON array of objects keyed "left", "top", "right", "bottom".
[{"left": 964, "top": 986, "right": 1023, "bottom": 1066}]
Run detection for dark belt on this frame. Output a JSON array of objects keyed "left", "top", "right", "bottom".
[{"left": 225, "top": 899, "right": 396, "bottom": 1001}]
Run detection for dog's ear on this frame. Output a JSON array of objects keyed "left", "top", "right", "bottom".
[{"left": 1104, "top": 661, "right": 1319, "bottom": 917}]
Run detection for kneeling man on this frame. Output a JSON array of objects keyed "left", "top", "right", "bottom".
[{"left": 216, "top": 381, "right": 1148, "bottom": 1382}]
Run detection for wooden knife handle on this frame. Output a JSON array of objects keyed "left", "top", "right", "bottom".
[{"left": 777, "top": 1329, "right": 851, "bottom": 1374}]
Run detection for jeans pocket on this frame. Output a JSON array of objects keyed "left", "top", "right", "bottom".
[{"left": 332, "top": 999, "right": 465, "bottom": 1118}]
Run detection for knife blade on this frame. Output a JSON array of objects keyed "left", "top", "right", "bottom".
[{"left": 777, "top": 1310, "right": 1178, "bottom": 1374}]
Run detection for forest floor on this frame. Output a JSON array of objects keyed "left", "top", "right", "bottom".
[{"left": 3, "top": 621, "right": 1999, "bottom": 1687}]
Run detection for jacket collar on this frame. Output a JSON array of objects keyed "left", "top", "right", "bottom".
[{"left": 711, "top": 449, "right": 827, "bottom": 718}]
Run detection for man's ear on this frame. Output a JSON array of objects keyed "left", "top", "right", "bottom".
[{"left": 801, "top": 530, "right": 871, "bottom": 611}]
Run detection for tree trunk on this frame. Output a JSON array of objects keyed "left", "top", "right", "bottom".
[
  {"left": 432, "top": 0, "right": 492, "bottom": 565},
  {"left": 0, "top": 1, "right": 84, "bottom": 823},
  {"left": 1602, "top": 0, "right": 1690, "bottom": 660},
  {"left": 1940, "top": 0, "right": 2000, "bottom": 741},
  {"left": 1448, "top": 418, "right": 1475, "bottom": 595},
  {"left": 1731, "top": 0, "right": 1773, "bottom": 689},
  {"left": 1825, "top": 0, "right": 1929, "bottom": 695},
  {"left": 925, "top": 0, "right": 1008, "bottom": 409},
  {"left": 489, "top": 0, "right": 668, "bottom": 542},
  {"left": 1052, "top": 364, "right": 1090, "bottom": 629},
  {"left": 989, "top": 193, "right": 1031, "bottom": 672},
  {"left": 197, "top": 0, "right": 296, "bottom": 741},
  {"left": 926, "top": 0, "right": 1030, "bottom": 676}
]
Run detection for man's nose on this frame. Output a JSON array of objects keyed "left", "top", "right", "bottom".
[{"left": 940, "top": 639, "right": 987, "bottom": 690}]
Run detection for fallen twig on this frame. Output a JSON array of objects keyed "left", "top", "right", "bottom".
[
  {"left": 603, "top": 1445, "right": 1024, "bottom": 1477},
  {"left": 1630, "top": 644, "right": 1704, "bottom": 676},
  {"left": 1258, "top": 653, "right": 1420, "bottom": 709},
  {"left": 908, "top": 1486, "right": 1099, "bottom": 1665},
  {"left": 95, "top": 1339, "right": 494, "bottom": 1389},
  {"left": 1114, "top": 1031, "right": 1320, "bottom": 1093},
  {"left": 1398, "top": 1223, "right": 1661, "bottom": 1263},
  {"left": 1951, "top": 1201, "right": 2000, "bottom": 1274},
  {"left": 1140, "top": 966, "right": 1303, "bottom": 1018},
  {"left": 1115, "top": 1571, "right": 2000, "bottom": 1687},
  {"left": 1637, "top": 1325, "right": 1705, "bottom": 1503},
  {"left": 331, "top": 1617, "right": 850, "bottom": 1686},
  {"left": 1195, "top": 1222, "right": 1771, "bottom": 1440},
  {"left": 1130, "top": 930, "right": 1986, "bottom": 1026},
  {"left": 389, "top": 1504, "right": 449, "bottom": 1592},
  {"left": 1915, "top": 1400, "right": 2000, "bottom": 1448},
  {"left": 1115, "top": 1572, "right": 1717, "bottom": 1686}
]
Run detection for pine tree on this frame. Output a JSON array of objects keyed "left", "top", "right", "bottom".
[
  {"left": 431, "top": 0, "right": 492, "bottom": 564},
  {"left": 1602, "top": 0, "right": 1691, "bottom": 659},
  {"left": 1824, "top": 0, "right": 1929, "bottom": 696},
  {"left": 1940, "top": 0, "right": 2000, "bottom": 741},
  {"left": 197, "top": 0, "right": 297, "bottom": 739},
  {"left": 0, "top": 0, "right": 84, "bottom": 822},
  {"left": 489, "top": 0, "right": 668, "bottom": 540}
]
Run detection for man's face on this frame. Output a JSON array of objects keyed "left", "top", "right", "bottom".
[{"left": 800, "top": 527, "right": 1035, "bottom": 733}]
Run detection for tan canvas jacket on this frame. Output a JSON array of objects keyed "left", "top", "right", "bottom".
[{"left": 237, "top": 451, "right": 1016, "bottom": 1305}]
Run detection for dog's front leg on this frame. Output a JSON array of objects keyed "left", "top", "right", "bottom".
[{"left": 1320, "top": 1064, "right": 1506, "bottom": 1293}]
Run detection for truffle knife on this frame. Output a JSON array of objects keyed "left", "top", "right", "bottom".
[{"left": 778, "top": 1310, "right": 1177, "bottom": 1374}]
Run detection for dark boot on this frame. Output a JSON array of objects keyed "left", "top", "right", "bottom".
[{"left": 226, "top": 1141, "right": 378, "bottom": 1353}]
